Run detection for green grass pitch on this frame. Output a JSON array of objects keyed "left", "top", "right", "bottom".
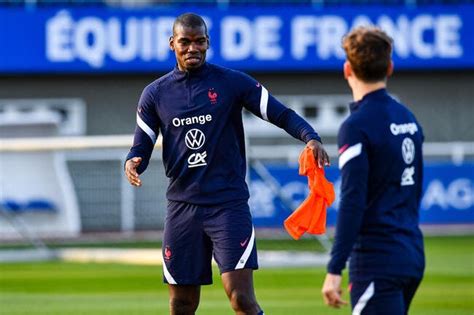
[{"left": 1, "top": 236, "right": 473, "bottom": 314}]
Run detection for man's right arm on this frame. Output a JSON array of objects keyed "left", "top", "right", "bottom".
[
  {"left": 327, "top": 121, "right": 369, "bottom": 275},
  {"left": 125, "top": 85, "right": 160, "bottom": 185},
  {"left": 322, "top": 121, "right": 368, "bottom": 308}
]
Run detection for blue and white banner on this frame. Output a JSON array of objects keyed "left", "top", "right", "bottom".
[
  {"left": 0, "top": 5, "right": 473, "bottom": 73},
  {"left": 249, "top": 162, "right": 474, "bottom": 227}
]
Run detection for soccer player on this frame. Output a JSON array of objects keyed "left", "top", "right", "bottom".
[
  {"left": 125, "top": 13, "right": 329, "bottom": 315},
  {"left": 321, "top": 26, "right": 425, "bottom": 314}
]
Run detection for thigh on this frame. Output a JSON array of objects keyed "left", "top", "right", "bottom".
[
  {"left": 204, "top": 200, "right": 258, "bottom": 274},
  {"left": 350, "top": 277, "right": 404, "bottom": 315},
  {"left": 163, "top": 201, "right": 213, "bottom": 285}
]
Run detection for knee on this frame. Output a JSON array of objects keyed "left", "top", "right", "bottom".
[
  {"left": 229, "top": 291, "right": 258, "bottom": 313},
  {"left": 169, "top": 297, "right": 199, "bottom": 314}
]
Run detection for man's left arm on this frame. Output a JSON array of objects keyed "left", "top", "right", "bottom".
[{"left": 237, "top": 73, "right": 329, "bottom": 166}]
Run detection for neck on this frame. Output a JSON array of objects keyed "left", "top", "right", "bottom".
[{"left": 351, "top": 80, "right": 386, "bottom": 102}]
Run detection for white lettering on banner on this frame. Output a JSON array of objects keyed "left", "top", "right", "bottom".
[
  {"left": 412, "top": 15, "right": 435, "bottom": 58},
  {"left": 292, "top": 16, "right": 346, "bottom": 60},
  {"left": 155, "top": 18, "right": 175, "bottom": 60},
  {"left": 46, "top": 11, "right": 181, "bottom": 67},
  {"left": 45, "top": 11, "right": 464, "bottom": 67},
  {"left": 74, "top": 17, "right": 106, "bottom": 68},
  {"left": 221, "top": 17, "right": 252, "bottom": 60},
  {"left": 172, "top": 114, "right": 212, "bottom": 127},
  {"left": 422, "top": 179, "right": 473, "bottom": 210},
  {"left": 317, "top": 16, "right": 346, "bottom": 59},
  {"left": 108, "top": 18, "right": 138, "bottom": 62},
  {"left": 221, "top": 16, "right": 283, "bottom": 61},
  {"left": 291, "top": 14, "right": 462, "bottom": 60},
  {"left": 436, "top": 16, "right": 463, "bottom": 58},
  {"left": 255, "top": 17, "right": 283, "bottom": 60},
  {"left": 291, "top": 16, "right": 315, "bottom": 60},
  {"left": 46, "top": 11, "right": 74, "bottom": 62},
  {"left": 378, "top": 15, "right": 411, "bottom": 58},
  {"left": 140, "top": 18, "right": 153, "bottom": 61}
]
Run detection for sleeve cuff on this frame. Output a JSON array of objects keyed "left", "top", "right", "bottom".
[
  {"left": 327, "top": 265, "right": 343, "bottom": 276},
  {"left": 304, "top": 133, "right": 322, "bottom": 144}
]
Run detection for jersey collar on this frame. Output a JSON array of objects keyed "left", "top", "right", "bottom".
[
  {"left": 173, "top": 62, "right": 210, "bottom": 80},
  {"left": 349, "top": 88, "right": 388, "bottom": 113}
]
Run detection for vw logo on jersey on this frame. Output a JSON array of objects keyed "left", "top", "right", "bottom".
[
  {"left": 185, "top": 128, "right": 206, "bottom": 150},
  {"left": 401, "top": 137, "right": 415, "bottom": 165}
]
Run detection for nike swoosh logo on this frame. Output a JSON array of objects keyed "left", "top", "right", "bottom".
[{"left": 240, "top": 238, "right": 249, "bottom": 247}]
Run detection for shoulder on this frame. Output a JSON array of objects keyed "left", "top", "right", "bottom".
[
  {"left": 392, "top": 98, "right": 424, "bottom": 137},
  {"left": 151, "top": 70, "right": 175, "bottom": 89},
  {"left": 141, "top": 70, "right": 175, "bottom": 100},
  {"left": 338, "top": 113, "right": 369, "bottom": 147},
  {"left": 209, "top": 63, "right": 254, "bottom": 82},
  {"left": 342, "top": 108, "right": 367, "bottom": 131},
  {"left": 339, "top": 116, "right": 361, "bottom": 135}
]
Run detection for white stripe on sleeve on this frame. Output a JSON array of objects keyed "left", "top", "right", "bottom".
[
  {"left": 339, "top": 143, "right": 362, "bottom": 170},
  {"left": 259, "top": 86, "right": 269, "bottom": 121},
  {"left": 352, "top": 281, "right": 374, "bottom": 315},
  {"left": 162, "top": 260, "right": 177, "bottom": 285},
  {"left": 136, "top": 112, "right": 157, "bottom": 144},
  {"left": 235, "top": 226, "right": 256, "bottom": 270}
]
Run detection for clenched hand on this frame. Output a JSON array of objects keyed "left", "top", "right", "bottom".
[
  {"left": 125, "top": 157, "right": 142, "bottom": 187},
  {"left": 307, "top": 139, "right": 330, "bottom": 168},
  {"left": 321, "top": 273, "right": 348, "bottom": 309}
]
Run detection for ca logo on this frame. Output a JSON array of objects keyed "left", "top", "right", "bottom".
[
  {"left": 188, "top": 152, "right": 207, "bottom": 168},
  {"left": 185, "top": 129, "right": 205, "bottom": 150}
]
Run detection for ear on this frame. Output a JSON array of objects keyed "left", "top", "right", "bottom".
[
  {"left": 387, "top": 61, "right": 394, "bottom": 78},
  {"left": 343, "top": 61, "right": 352, "bottom": 80},
  {"left": 169, "top": 36, "right": 175, "bottom": 51}
]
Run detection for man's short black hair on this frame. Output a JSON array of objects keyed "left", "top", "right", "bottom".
[{"left": 173, "top": 13, "right": 208, "bottom": 37}]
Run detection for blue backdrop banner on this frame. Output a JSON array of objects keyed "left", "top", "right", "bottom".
[
  {"left": 249, "top": 162, "right": 474, "bottom": 227},
  {"left": 1, "top": 5, "right": 473, "bottom": 73}
]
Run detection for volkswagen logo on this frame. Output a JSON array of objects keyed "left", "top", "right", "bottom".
[
  {"left": 401, "top": 137, "right": 415, "bottom": 165},
  {"left": 185, "top": 128, "right": 206, "bottom": 150}
]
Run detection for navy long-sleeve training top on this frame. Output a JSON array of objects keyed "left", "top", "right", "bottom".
[
  {"left": 327, "top": 88, "right": 425, "bottom": 279},
  {"left": 126, "top": 62, "right": 321, "bottom": 205}
]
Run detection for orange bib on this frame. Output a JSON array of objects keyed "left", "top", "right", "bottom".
[{"left": 284, "top": 147, "right": 335, "bottom": 239}]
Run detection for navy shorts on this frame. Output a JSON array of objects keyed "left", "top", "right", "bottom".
[
  {"left": 162, "top": 199, "right": 258, "bottom": 285},
  {"left": 349, "top": 276, "right": 422, "bottom": 315}
]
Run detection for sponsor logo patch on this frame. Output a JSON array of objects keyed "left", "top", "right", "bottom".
[
  {"left": 401, "top": 137, "right": 415, "bottom": 164},
  {"left": 188, "top": 151, "right": 207, "bottom": 168},
  {"left": 185, "top": 128, "right": 206, "bottom": 150}
]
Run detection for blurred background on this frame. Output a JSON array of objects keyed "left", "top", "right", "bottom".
[{"left": 0, "top": 1, "right": 473, "bottom": 314}]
